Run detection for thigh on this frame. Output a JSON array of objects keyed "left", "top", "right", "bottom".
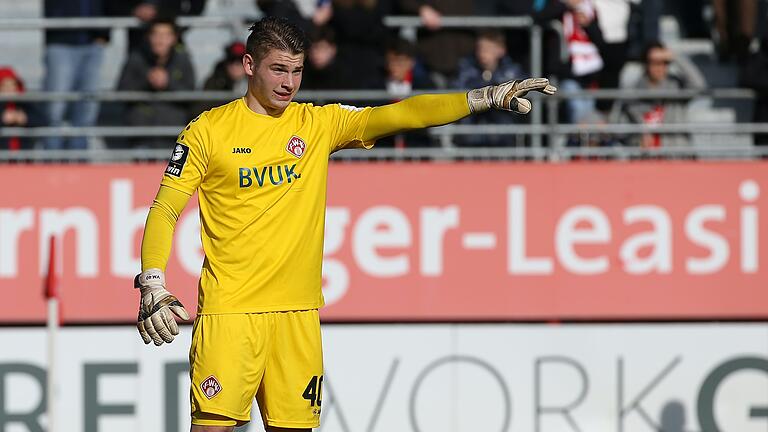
[
  {"left": 189, "top": 314, "right": 269, "bottom": 426},
  {"left": 258, "top": 310, "right": 323, "bottom": 429}
]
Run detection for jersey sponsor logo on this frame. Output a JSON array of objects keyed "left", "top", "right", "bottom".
[
  {"left": 165, "top": 143, "right": 189, "bottom": 177},
  {"left": 232, "top": 147, "right": 252, "bottom": 154},
  {"left": 239, "top": 164, "right": 301, "bottom": 188},
  {"left": 286, "top": 136, "right": 306, "bottom": 158},
  {"left": 201, "top": 375, "right": 222, "bottom": 399}
]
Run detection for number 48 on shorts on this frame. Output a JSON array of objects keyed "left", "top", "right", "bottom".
[{"left": 303, "top": 375, "right": 323, "bottom": 411}]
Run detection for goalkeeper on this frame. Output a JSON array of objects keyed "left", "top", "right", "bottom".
[{"left": 135, "top": 16, "right": 556, "bottom": 432}]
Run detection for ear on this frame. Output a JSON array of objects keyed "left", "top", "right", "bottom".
[{"left": 243, "top": 54, "right": 255, "bottom": 77}]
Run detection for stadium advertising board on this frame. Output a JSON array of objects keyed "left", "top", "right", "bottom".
[
  {"left": 0, "top": 324, "right": 766, "bottom": 432},
  {"left": 1, "top": 162, "right": 766, "bottom": 323}
]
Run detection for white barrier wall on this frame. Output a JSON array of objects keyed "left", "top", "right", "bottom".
[{"left": 1, "top": 324, "right": 767, "bottom": 432}]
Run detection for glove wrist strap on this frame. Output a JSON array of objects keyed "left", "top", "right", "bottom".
[
  {"left": 467, "top": 87, "right": 493, "bottom": 113},
  {"left": 135, "top": 268, "right": 165, "bottom": 289}
]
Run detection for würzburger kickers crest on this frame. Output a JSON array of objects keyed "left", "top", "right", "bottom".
[
  {"left": 286, "top": 135, "right": 306, "bottom": 158},
  {"left": 200, "top": 375, "right": 222, "bottom": 399}
]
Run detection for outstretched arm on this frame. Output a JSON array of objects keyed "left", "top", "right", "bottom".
[
  {"left": 361, "top": 78, "right": 557, "bottom": 142},
  {"left": 362, "top": 93, "right": 470, "bottom": 142}
]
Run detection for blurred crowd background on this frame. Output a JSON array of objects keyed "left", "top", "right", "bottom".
[{"left": 1, "top": 0, "right": 768, "bottom": 152}]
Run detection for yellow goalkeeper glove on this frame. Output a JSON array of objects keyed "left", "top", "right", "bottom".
[{"left": 467, "top": 77, "right": 557, "bottom": 115}]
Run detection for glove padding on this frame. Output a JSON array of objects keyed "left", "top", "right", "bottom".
[
  {"left": 467, "top": 77, "right": 558, "bottom": 114},
  {"left": 134, "top": 269, "right": 190, "bottom": 346}
]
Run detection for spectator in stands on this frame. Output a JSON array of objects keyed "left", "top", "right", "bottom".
[
  {"left": 313, "top": 0, "right": 388, "bottom": 89},
  {"left": 534, "top": 0, "right": 607, "bottom": 124},
  {"left": 378, "top": 38, "right": 437, "bottom": 147},
  {"left": 392, "top": 0, "right": 476, "bottom": 86},
  {"left": 117, "top": 18, "right": 196, "bottom": 148},
  {"left": 192, "top": 41, "right": 248, "bottom": 115},
  {"left": 452, "top": 29, "right": 526, "bottom": 146},
  {"left": 43, "top": 0, "right": 109, "bottom": 150},
  {"left": 740, "top": 36, "right": 768, "bottom": 146},
  {"left": 618, "top": 41, "right": 706, "bottom": 148},
  {"left": 592, "top": 0, "right": 630, "bottom": 107},
  {"left": 302, "top": 26, "right": 347, "bottom": 91},
  {"left": 256, "top": 0, "right": 312, "bottom": 32},
  {"left": 713, "top": 0, "right": 757, "bottom": 63},
  {"left": 0, "top": 67, "right": 43, "bottom": 150},
  {"left": 106, "top": 0, "right": 206, "bottom": 54}
]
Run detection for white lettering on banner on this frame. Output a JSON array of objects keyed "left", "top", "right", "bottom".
[
  {"left": 556, "top": 205, "right": 611, "bottom": 274},
  {"left": 685, "top": 206, "right": 728, "bottom": 274},
  {"left": 323, "top": 208, "right": 351, "bottom": 305},
  {"left": 420, "top": 206, "right": 459, "bottom": 276},
  {"left": 110, "top": 180, "right": 150, "bottom": 277},
  {"left": 740, "top": 180, "right": 759, "bottom": 273},
  {"left": 507, "top": 186, "right": 554, "bottom": 274},
  {"left": 0, "top": 176, "right": 762, "bottom": 287},
  {"left": 2, "top": 325, "right": 766, "bottom": 432},
  {"left": 620, "top": 206, "right": 672, "bottom": 274},
  {"left": 39, "top": 207, "right": 98, "bottom": 277},
  {"left": 0, "top": 208, "right": 33, "bottom": 277},
  {"left": 352, "top": 206, "right": 411, "bottom": 277}
]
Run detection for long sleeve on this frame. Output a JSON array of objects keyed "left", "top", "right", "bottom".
[
  {"left": 362, "top": 92, "right": 471, "bottom": 141},
  {"left": 141, "top": 184, "right": 192, "bottom": 271}
]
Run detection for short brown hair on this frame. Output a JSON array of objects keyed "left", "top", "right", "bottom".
[{"left": 246, "top": 16, "right": 309, "bottom": 66}]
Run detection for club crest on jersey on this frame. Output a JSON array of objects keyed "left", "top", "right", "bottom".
[
  {"left": 201, "top": 375, "right": 222, "bottom": 399},
  {"left": 286, "top": 135, "right": 306, "bottom": 159}
]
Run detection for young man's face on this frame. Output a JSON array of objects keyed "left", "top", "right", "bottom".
[
  {"left": 646, "top": 47, "right": 671, "bottom": 83},
  {"left": 476, "top": 37, "right": 506, "bottom": 71},
  {"left": 245, "top": 48, "right": 304, "bottom": 114},
  {"left": 148, "top": 23, "right": 177, "bottom": 58}
]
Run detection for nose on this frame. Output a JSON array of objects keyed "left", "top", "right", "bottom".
[{"left": 283, "top": 74, "right": 295, "bottom": 91}]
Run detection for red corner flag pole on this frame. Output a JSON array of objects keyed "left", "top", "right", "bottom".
[{"left": 44, "top": 235, "right": 59, "bottom": 432}]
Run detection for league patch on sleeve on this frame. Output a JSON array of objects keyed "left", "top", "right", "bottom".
[{"left": 165, "top": 143, "right": 189, "bottom": 177}]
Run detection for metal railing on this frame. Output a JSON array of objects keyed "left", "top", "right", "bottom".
[
  {"left": 0, "top": 87, "right": 762, "bottom": 162},
  {"left": 1, "top": 15, "right": 761, "bottom": 162}
]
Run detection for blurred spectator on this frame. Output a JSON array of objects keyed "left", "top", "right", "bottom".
[
  {"left": 474, "top": 0, "right": 534, "bottom": 71},
  {"left": 666, "top": 0, "right": 708, "bottom": 39},
  {"left": 192, "top": 41, "right": 248, "bottom": 115},
  {"left": 625, "top": 0, "right": 661, "bottom": 60},
  {"left": 302, "top": 26, "right": 346, "bottom": 91},
  {"left": 535, "top": 0, "right": 608, "bottom": 124},
  {"left": 592, "top": 0, "right": 630, "bottom": 108},
  {"left": 257, "top": 0, "right": 312, "bottom": 32},
  {"left": 378, "top": 38, "right": 437, "bottom": 147},
  {"left": 383, "top": 37, "right": 435, "bottom": 96},
  {"left": 117, "top": 18, "right": 196, "bottom": 148},
  {"left": 43, "top": 0, "right": 109, "bottom": 150},
  {"left": 313, "top": 0, "right": 388, "bottom": 89},
  {"left": 203, "top": 41, "right": 247, "bottom": 94},
  {"left": 106, "top": 0, "right": 206, "bottom": 54},
  {"left": 713, "top": 0, "right": 757, "bottom": 63},
  {"left": 452, "top": 29, "right": 526, "bottom": 146},
  {"left": 394, "top": 0, "right": 476, "bottom": 86},
  {"left": 0, "top": 68, "right": 43, "bottom": 150},
  {"left": 740, "top": 36, "right": 768, "bottom": 146},
  {"left": 617, "top": 41, "right": 706, "bottom": 148}
]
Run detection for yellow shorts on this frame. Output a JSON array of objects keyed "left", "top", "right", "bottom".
[{"left": 189, "top": 310, "right": 323, "bottom": 428}]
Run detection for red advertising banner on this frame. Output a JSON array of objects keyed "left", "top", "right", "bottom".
[{"left": 1, "top": 162, "right": 766, "bottom": 323}]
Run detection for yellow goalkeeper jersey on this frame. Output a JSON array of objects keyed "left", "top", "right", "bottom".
[{"left": 160, "top": 98, "right": 373, "bottom": 314}]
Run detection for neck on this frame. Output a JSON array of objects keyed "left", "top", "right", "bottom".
[{"left": 244, "top": 89, "right": 285, "bottom": 117}]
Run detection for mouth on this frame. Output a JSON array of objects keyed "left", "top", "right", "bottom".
[{"left": 274, "top": 90, "right": 292, "bottom": 101}]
